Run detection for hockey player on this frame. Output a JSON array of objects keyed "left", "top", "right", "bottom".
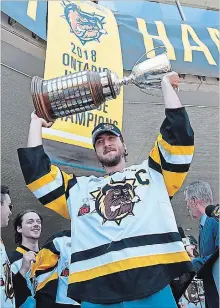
[{"left": 18, "top": 72, "right": 194, "bottom": 307}]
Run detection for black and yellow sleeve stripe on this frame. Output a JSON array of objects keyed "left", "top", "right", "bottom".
[
  {"left": 149, "top": 107, "right": 194, "bottom": 198},
  {"left": 18, "top": 145, "right": 77, "bottom": 219},
  {"left": 31, "top": 239, "right": 59, "bottom": 293},
  {"left": 30, "top": 241, "right": 59, "bottom": 308}
]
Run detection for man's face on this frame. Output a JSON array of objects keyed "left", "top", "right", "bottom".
[
  {"left": 186, "top": 199, "right": 201, "bottom": 220},
  {"left": 95, "top": 133, "right": 126, "bottom": 167},
  {"left": 17, "top": 212, "right": 42, "bottom": 241},
  {"left": 1, "top": 194, "right": 12, "bottom": 228}
]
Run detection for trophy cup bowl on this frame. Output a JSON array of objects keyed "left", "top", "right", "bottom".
[{"left": 31, "top": 52, "right": 172, "bottom": 122}]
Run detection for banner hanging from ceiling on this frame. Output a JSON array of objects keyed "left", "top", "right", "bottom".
[
  {"left": 115, "top": 12, "right": 219, "bottom": 78},
  {"left": 42, "top": 1, "right": 123, "bottom": 149},
  {"left": 1, "top": 1, "right": 219, "bottom": 78}
]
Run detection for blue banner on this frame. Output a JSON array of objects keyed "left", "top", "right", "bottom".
[
  {"left": 1, "top": 0, "right": 47, "bottom": 40},
  {"left": 116, "top": 12, "right": 219, "bottom": 77},
  {"left": 1, "top": 1, "right": 219, "bottom": 77}
]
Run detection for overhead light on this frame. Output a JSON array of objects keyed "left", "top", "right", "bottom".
[{"left": 185, "top": 228, "right": 192, "bottom": 231}]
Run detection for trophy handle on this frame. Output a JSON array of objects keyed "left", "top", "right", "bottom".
[
  {"left": 132, "top": 45, "right": 168, "bottom": 70},
  {"left": 132, "top": 46, "right": 179, "bottom": 93}
]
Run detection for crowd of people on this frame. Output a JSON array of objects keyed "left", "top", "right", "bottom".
[{"left": 1, "top": 72, "right": 219, "bottom": 308}]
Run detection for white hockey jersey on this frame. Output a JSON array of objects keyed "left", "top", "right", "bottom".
[
  {"left": 0, "top": 239, "right": 15, "bottom": 308},
  {"left": 30, "top": 230, "right": 80, "bottom": 308},
  {"left": 18, "top": 107, "right": 195, "bottom": 303},
  {"left": 8, "top": 245, "right": 36, "bottom": 308}
]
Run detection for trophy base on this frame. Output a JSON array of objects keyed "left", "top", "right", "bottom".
[{"left": 31, "top": 76, "right": 55, "bottom": 122}]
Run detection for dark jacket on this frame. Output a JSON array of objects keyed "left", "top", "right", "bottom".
[{"left": 192, "top": 216, "right": 219, "bottom": 271}]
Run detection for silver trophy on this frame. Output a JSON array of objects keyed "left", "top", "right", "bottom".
[{"left": 31, "top": 51, "right": 172, "bottom": 122}]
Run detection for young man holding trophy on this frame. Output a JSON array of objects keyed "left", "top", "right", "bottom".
[{"left": 18, "top": 54, "right": 195, "bottom": 307}]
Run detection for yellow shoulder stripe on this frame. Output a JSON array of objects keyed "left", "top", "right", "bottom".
[
  {"left": 162, "top": 170, "right": 187, "bottom": 197},
  {"left": 158, "top": 134, "right": 194, "bottom": 155},
  {"left": 27, "top": 165, "right": 59, "bottom": 192},
  {"left": 16, "top": 247, "right": 28, "bottom": 255},
  {"left": 62, "top": 172, "right": 73, "bottom": 190},
  {"left": 45, "top": 194, "right": 70, "bottom": 219}
]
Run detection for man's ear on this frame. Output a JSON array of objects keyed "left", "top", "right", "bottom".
[
  {"left": 123, "top": 143, "right": 128, "bottom": 157},
  {"left": 17, "top": 226, "right": 22, "bottom": 234},
  {"left": 191, "top": 197, "right": 197, "bottom": 205}
]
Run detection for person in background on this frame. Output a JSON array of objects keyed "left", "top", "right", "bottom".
[
  {"left": 184, "top": 180, "right": 219, "bottom": 271},
  {"left": 31, "top": 230, "right": 80, "bottom": 308},
  {"left": 1, "top": 185, "right": 30, "bottom": 308},
  {"left": 8, "top": 209, "right": 43, "bottom": 307}
]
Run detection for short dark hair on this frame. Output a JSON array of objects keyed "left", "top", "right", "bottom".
[
  {"left": 13, "top": 210, "right": 43, "bottom": 244},
  {"left": 1, "top": 185, "right": 10, "bottom": 205}
]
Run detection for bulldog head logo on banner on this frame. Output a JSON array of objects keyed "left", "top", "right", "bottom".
[{"left": 62, "top": 1, "right": 107, "bottom": 45}]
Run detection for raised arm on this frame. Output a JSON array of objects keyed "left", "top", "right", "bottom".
[
  {"left": 161, "top": 72, "right": 182, "bottom": 109},
  {"left": 18, "top": 113, "right": 77, "bottom": 219},
  {"left": 27, "top": 112, "right": 53, "bottom": 147},
  {"left": 149, "top": 72, "right": 194, "bottom": 199}
]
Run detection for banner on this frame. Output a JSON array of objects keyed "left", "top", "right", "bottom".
[
  {"left": 43, "top": 1, "right": 123, "bottom": 149},
  {"left": 2, "top": 1, "right": 219, "bottom": 77},
  {"left": 116, "top": 12, "right": 219, "bottom": 78}
]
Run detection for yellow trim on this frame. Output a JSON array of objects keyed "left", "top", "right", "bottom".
[
  {"left": 36, "top": 272, "right": 58, "bottom": 291},
  {"left": 69, "top": 251, "right": 190, "bottom": 283},
  {"left": 63, "top": 173, "right": 73, "bottom": 191},
  {"left": 27, "top": 165, "right": 59, "bottom": 192},
  {"left": 45, "top": 195, "right": 70, "bottom": 219},
  {"left": 163, "top": 169, "right": 187, "bottom": 197},
  {"left": 16, "top": 247, "right": 27, "bottom": 255},
  {"left": 31, "top": 248, "right": 58, "bottom": 277},
  {"left": 158, "top": 134, "right": 194, "bottom": 155}
]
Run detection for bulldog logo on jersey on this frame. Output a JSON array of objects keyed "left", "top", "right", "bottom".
[
  {"left": 90, "top": 178, "right": 140, "bottom": 225},
  {"left": 3, "top": 260, "right": 14, "bottom": 301},
  {"left": 62, "top": 1, "right": 107, "bottom": 45}
]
